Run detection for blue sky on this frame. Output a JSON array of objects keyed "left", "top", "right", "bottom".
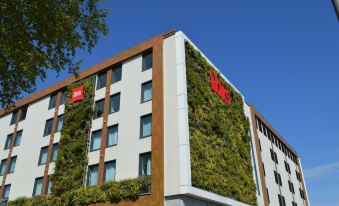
[{"left": 34, "top": 1, "right": 339, "bottom": 205}]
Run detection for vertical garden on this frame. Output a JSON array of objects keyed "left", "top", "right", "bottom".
[{"left": 185, "top": 42, "right": 257, "bottom": 205}]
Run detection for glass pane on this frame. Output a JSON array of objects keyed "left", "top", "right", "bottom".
[
  {"left": 14, "top": 131, "right": 22, "bottom": 146},
  {"left": 39, "top": 148, "right": 48, "bottom": 165},
  {"left": 9, "top": 157, "right": 16, "bottom": 173},
  {"left": 139, "top": 153, "right": 151, "bottom": 176},
  {"left": 56, "top": 115, "right": 63, "bottom": 132},
  {"left": 107, "top": 125, "right": 118, "bottom": 147},
  {"left": 88, "top": 165, "right": 98, "bottom": 186},
  {"left": 61, "top": 91, "right": 67, "bottom": 105},
  {"left": 3, "top": 185, "right": 10, "bottom": 199},
  {"left": 19, "top": 108, "right": 27, "bottom": 121},
  {"left": 112, "top": 65, "right": 122, "bottom": 84},
  {"left": 109, "top": 93, "right": 120, "bottom": 113},
  {"left": 104, "top": 162, "right": 116, "bottom": 182},
  {"left": 0, "top": 160, "right": 7, "bottom": 175},
  {"left": 33, "top": 178, "right": 43, "bottom": 196},
  {"left": 46, "top": 179, "right": 52, "bottom": 194},
  {"left": 44, "top": 119, "right": 53, "bottom": 136},
  {"left": 141, "top": 115, "right": 152, "bottom": 138},
  {"left": 142, "top": 51, "right": 152, "bottom": 71},
  {"left": 52, "top": 144, "right": 59, "bottom": 161},
  {"left": 10, "top": 111, "right": 18, "bottom": 125},
  {"left": 142, "top": 82, "right": 152, "bottom": 102},
  {"left": 48, "top": 94, "right": 57, "bottom": 109},
  {"left": 91, "top": 130, "right": 102, "bottom": 151},
  {"left": 94, "top": 100, "right": 104, "bottom": 119},
  {"left": 96, "top": 72, "right": 107, "bottom": 90},
  {"left": 4, "top": 134, "right": 12, "bottom": 150}
]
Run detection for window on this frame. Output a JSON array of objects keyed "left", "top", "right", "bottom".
[
  {"left": 8, "top": 156, "right": 17, "bottom": 173},
  {"left": 109, "top": 93, "right": 120, "bottom": 114},
  {"left": 299, "top": 188, "right": 305, "bottom": 199},
  {"left": 56, "top": 115, "right": 64, "bottom": 132},
  {"left": 2, "top": 184, "right": 11, "bottom": 200},
  {"left": 278, "top": 194, "right": 286, "bottom": 206},
  {"left": 274, "top": 171, "right": 282, "bottom": 186},
  {"left": 288, "top": 180, "right": 295, "bottom": 193},
  {"left": 141, "top": 81, "right": 152, "bottom": 103},
  {"left": 278, "top": 173, "right": 282, "bottom": 186},
  {"left": 51, "top": 143, "right": 59, "bottom": 162},
  {"left": 14, "top": 130, "right": 22, "bottom": 147},
  {"left": 38, "top": 146, "right": 49, "bottom": 165},
  {"left": 10, "top": 111, "right": 18, "bottom": 125},
  {"left": 284, "top": 161, "right": 291, "bottom": 174},
  {"left": 87, "top": 164, "right": 99, "bottom": 186},
  {"left": 262, "top": 162, "right": 266, "bottom": 176},
  {"left": 266, "top": 188, "right": 270, "bottom": 203},
  {"left": 4, "top": 134, "right": 13, "bottom": 150},
  {"left": 296, "top": 171, "right": 301, "bottom": 181},
  {"left": 93, "top": 99, "right": 104, "bottom": 119},
  {"left": 140, "top": 114, "right": 152, "bottom": 138},
  {"left": 107, "top": 125, "right": 118, "bottom": 147},
  {"left": 292, "top": 201, "right": 298, "bottom": 206},
  {"left": 0, "top": 159, "right": 7, "bottom": 176},
  {"left": 142, "top": 51, "right": 152, "bottom": 71},
  {"left": 43, "top": 118, "right": 53, "bottom": 136},
  {"left": 33, "top": 177, "right": 43, "bottom": 196},
  {"left": 275, "top": 152, "right": 279, "bottom": 164},
  {"left": 46, "top": 177, "right": 52, "bottom": 194},
  {"left": 112, "top": 64, "right": 122, "bottom": 84},
  {"left": 19, "top": 107, "right": 27, "bottom": 121},
  {"left": 61, "top": 90, "right": 67, "bottom": 105},
  {"left": 90, "top": 130, "right": 102, "bottom": 151},
  {"left": 258, "top": 138, "right": 262, "bottom": 151},
  {"left": 139, "top": 152, "right": 151, "bottom": 176},
  {"left": 48, "top": 94, "right": 57, "bottom": 110},
  {"left": 270, "top": 149, "right": 278, "bottom": 164},
  {"left": 104, "top": 161, "right": 116, "bottom": 183},
  {"left": 96, "top": 71, "right": 107, "bottom": 90}
]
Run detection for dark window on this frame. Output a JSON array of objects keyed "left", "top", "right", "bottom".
[
  {"left": 112, "top": 64, "right": 122, "bottom": 84},
  {"left": 0, "top": 159, "right": 7, "bottom": 176},
  {"left": 43, "top": 118, "right": 53, "bottom": 136},
  {"left": 8, "top": 156, "right": 16, "bottom": 173},
  {"left": 109, "top": 93, "right": 120, "bottom": 114},
  {"left": 96, "top": 71, "right": 107, "bottom": 90},
  {"left": 140, "top": 114, "right": 152, "bottom": 138},
  {"left": 274, "top": 171, "right": 279, "bottom": 184},
  {"left": 104, "top": 161, "right": 116, "bottom": 183},
  {"left": 142, "top": 51, "right": 152, "bottom": 71},
  {"left": 48, "top": 94, "right": 57, "bottom": 110},
  {"left": 141, "top": 81, "right": 152, "bottom": 103},
  {"left": 46, "top": 177, "right": 52, "bottom": 194},
  {"left": 278, "top": 173, "right": 282, "bottom": 186},
  {"left": 275, "top": 152, "right": 279, "bottom": 164},
  {"left": 106, "top": 125, "right": 118, "bottom": 147},
  {"left": 90, "top": 130, "right": 102, "bottom": 151},
  {"left": 61, "top": 90, "right": 67, "bottom": 105},
  {"left": 258, "top": 138, "right": 262, "bottom": 151},
  {"left": 288, "top": 180, "right": 295, "bottom": 193},
  {"left": 4, "top": 134, "right": 13, "bottom": 150},
  {"left": 266, "top": 188, "right": 270, "bottom": 203},
  {"left": 299, "top": 188, "right": 305, "bottom": 199},
  {"left": 270, "top": 149, "right": 275, "bottom": 161},
  {"left": 262, "top": 162, "right": 266, "bottom": 176},
  {"left": 33, "top": 177, "right": 43, "bottom": 196},
  {"left": 93, "top": 99, "right": 104, "bottom": 119},
  {"left": 87, "top": 164, "right": 99, "bottom": 186},
  {"left": 2, "top": 184, "right": 11, "bottom": 200},
  {"left": 292, "top": 201, "right": 298, "bottom": 206},
  {"left": 10, "top": 111, "right": 18, "bottom": 125},
  {"left": 278, "top": 194, "right": 286, "bottom": 206},
  {"left": 258, "top": 119, "right": 263, "bottom": 132},
  {"left": 19, "top": 107, "right": 27, "bottom": 121},
  {"left": 51, "top": 143, "right": 59, "bottom": 162},
  {"left": 56, "top": 115, "right": 63, "bottom": 132},
  {"left": 263, "top": 126, "right": 267, "bottom": 136},
  {"left": 285, "top": 161, "right": 291, "bottom": 174},
  {"left": 38, "top": 146, "right": 49, "bottom": 165},
  {"left": 139, "top": 152, "right": 151, "bottom": 176},
  {"left": 14, "top": 130, "right": 23, "bottom": 147}
]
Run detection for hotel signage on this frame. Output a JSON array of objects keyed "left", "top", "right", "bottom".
[
  {"left": 70, "top": 85, "right": 85, "bottom": 103},
  {"left": 210, "top": 70, "right": 231, "bottom": 105}
]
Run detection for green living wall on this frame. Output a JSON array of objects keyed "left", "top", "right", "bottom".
[{"left": 185, "top": 42, "right": 257, "bottom": 205}]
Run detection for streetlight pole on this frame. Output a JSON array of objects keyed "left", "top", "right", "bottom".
[{"left": 333, "top": 0, "right": 339, "bottom": 20}]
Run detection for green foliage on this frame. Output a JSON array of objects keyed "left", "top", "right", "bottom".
[
  {"left": 8, "top": 177, "right": 150, "bottom": 206},
  {"left": 0, "top": 0, "right": 108, "bottom": 108},
  {"left": 51, "top": 76, "right": 95, "bottom": 196},
  {"left": 185, "top": 42, "right": 257, "bottom": 205}
]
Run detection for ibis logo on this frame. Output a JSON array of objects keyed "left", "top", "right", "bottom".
[
  {"left": 210, "top": 70, "right": 231, "bottom": 105},
  {"left": 70, "top": 85, "right": 85, "bottom": 103}
]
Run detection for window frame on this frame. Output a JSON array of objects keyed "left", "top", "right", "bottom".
[
  {"left": 87, "top": 164, "right": 99, "bottom": 187},
  {"left": 10, "top": 111, "right": 18, "bottom": 125},
  {"left": 14, "top": 130, "right": 23, "bottom": 147},
  {"left": 96, "top": 71, "right": 107, "bottom": 90},
  {"left": 142, "top": 50, "right": 153, "bottom": 71},
  {"left": 51, "top": 143, "right": 59, "bottom": 162},
  {"left": 4, "top": 133, "right": 13, "bottom": 150},
  {"left": 139, "top": 152, "right": 152, "bottom": 177},
  {"left": 111, "top": 64, "right": 122, "bottom": 84},
  {"left": 2, "top": 184, "right": 11, "bottom": 200},
  {"left": 93, "top": 99, "right": 105, "bottom": 119},
  {"left": 109, "top": 92, "right": 120, "bottom": 114},
  {"left": 32, "top": 177, "right": 43, "bottom": 196},
  {"left": 141, "top": 80, "right": 152, "bottom": 103},
  {"left": 38, "top": 146, "right": 49, "bottom": 165},
  {"left": 43, "top": 118, "right": 54, "bottom": 137},
  {"left": 48, "top": 93, "right": 58, "bottom": 110},
  {"left": 8, "top": 156, "right": 17, "bottom": 174},
  {"left": 0, "top": 159, "right": 7, "bottom": 176},
  {"left": 103, "top": 160, "right": 116, "bottom": 183},
  {"left": 140, "top": 114, "right": 152, "bottom": 139},
  {"left": 90, "top": 129, "right": 102, "bottom": 152},
  {"left": 106, "top": 124, "right": 118, "bottom": 148},
  {"left": 56, "top": 114, "right": 64, "bottom": 133}
]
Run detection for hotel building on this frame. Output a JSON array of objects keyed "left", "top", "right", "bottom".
[{"left": 0, "top": 30, "right": 310, "bottom": 206}]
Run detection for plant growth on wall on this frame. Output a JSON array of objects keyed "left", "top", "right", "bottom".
[{"left": 185, "top": 42, "right": 257, "bottom": 205}]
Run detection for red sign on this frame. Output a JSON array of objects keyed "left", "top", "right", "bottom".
[
  {"left": 210, "top": 70, "right": 231, "bottom": 105},
  {"left": 70, "top": 85, "right": 85, "bottom": 103}
]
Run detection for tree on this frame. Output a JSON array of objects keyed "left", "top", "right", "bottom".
[{"left": 0, "top": 0, "right": 108, "bottom": 109}]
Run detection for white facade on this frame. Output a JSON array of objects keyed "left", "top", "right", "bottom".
[{"left": 0, "top": 31, "right": 309, "bottom": 206}]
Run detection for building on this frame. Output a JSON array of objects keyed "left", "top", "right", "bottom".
[{"left": 0, "top": 30, "right": 310, "bottom": 206}]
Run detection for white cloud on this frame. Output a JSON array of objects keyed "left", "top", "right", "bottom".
[{"left": 304, "top": 162, "right": 339, "bottom": 178}]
